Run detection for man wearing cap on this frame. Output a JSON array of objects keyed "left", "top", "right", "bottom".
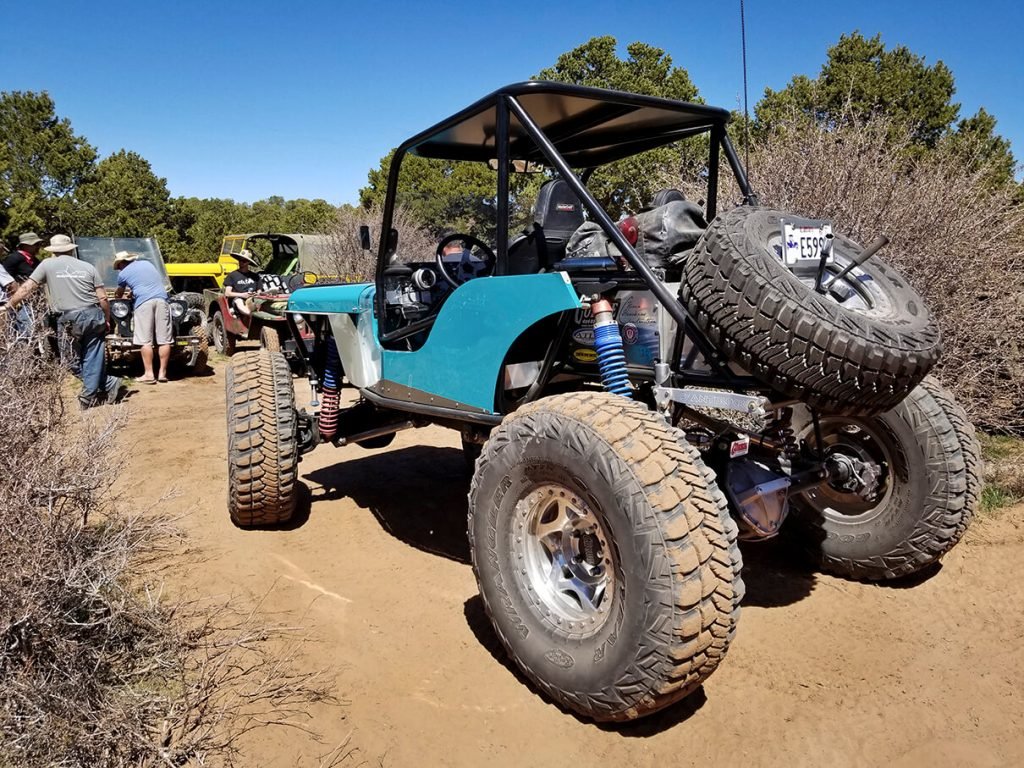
[
  {"left": 223, "top": 249, "right": 261, "bottom": 317},
  {"left": 8, "top": 234, "right": 122, "bottom": 408},
  {"left": 3, "top": 232, "right": 44, "bottom": 336},
  {"left": 114, "top": 251, "right": 172, "bottom": 384},
  {"left": 2, "top": 232, "right": 43, "bottom": 283}
]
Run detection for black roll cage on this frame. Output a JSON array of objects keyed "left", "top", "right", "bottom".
[{"left": 372, "top": 80, "right": 768, "bottom": 396}]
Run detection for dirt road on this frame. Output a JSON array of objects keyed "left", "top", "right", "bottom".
[{"left": 117, "top": 359, "right": 1024, "bottom": 767}]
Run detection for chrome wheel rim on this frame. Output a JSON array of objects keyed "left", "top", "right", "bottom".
[
  {"left": 513, "top": 484, "right": 615, "bottom": 635},
  {"left": 769, "top": 232, "right": 895, "bottom": 319},
  {"left": 213, "top": 317, "right": 225, "bottom": 352}
]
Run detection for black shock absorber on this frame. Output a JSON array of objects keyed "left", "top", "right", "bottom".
[{"left": 767, "top": 407, "right": 799, "bottom": 461}]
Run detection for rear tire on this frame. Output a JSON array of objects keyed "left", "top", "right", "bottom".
[
  {"left": 211, "top": 311, "right": 235, "bottom": 356},
  {"left": 469, "top": 392, "right": 743, "bottom": 722},
  {"left": 226, "top": 350, "right": 298, "bottom": 527},
  {"left": 789, "top": 376, "right": 981, "bottom": 580},
  {"left": 680, "top": 206, "right": 941, "bottom": 414}
]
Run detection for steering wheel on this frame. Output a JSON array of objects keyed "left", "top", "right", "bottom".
[{"left": 435, "top": 233, "right": 496, "bottom": 286}]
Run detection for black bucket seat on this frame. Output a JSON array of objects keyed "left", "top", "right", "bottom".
[{"left": 506, "top": 178, "right": 585, "bottom": 275}]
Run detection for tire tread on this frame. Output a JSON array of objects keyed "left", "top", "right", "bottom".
[
  {"left": 469, "top": 392, "right": 744, "bottom": 721},
  {"left": 226, "top": 350, "right": 298, "bottom": 526}
]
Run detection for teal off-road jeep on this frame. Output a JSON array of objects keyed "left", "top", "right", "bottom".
[{"left": 225, "top": 82, "right": 981, "bottom": 722}]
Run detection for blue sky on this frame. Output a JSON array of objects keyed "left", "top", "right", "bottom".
[{"left": 5, "top": 0, "right": 1022, "bottom": 205}]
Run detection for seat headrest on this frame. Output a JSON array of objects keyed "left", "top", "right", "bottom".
[
  {"left": 533, "top": 179, "right": 584, "bottom": 237},
  {"left": 650, "top": 188, "right": 686, "bottom": 208}
]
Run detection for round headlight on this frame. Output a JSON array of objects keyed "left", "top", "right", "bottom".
[
  {"left": 169, "top": 300, "right": 186, "bottom": 319},
  {"left": 111, "top": 301, "right": 131, "bottom": 319}
]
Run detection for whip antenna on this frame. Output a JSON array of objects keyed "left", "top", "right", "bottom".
[{"left": 740, "top": 0, "right": 751, "bottom": 182}]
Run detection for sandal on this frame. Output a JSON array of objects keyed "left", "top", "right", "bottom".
[
  {"left": 158, "top": 376, "right": 169, "bottom": 383},
  {"left": 138, "top": 376, "right": 157, "bottom": 385}
]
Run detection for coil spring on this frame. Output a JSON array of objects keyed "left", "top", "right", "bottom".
[
  {"left": 322, "top": 338, "right": 342, "bottom": 389},
  {"left": 318, "top": 339, "right": 343, "bottom": 440},
  {"left": 593, "top": 322, "right": 631, "bottom": 397},
  {"left": 768, "top": 407, "right": 798, "bottom": 460}
]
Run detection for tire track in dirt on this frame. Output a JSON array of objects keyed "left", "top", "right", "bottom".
[{"left": 116, "top": 360, "right": 1024, "bottom": 767}]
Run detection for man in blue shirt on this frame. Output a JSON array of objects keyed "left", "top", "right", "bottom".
[{"left": 114, "top": 251, "right": 172, "bottom": 383}]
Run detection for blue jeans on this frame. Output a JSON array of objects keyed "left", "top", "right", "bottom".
[
  {"left": 13, "top": 302, "right": 33, "bottom": 340},
  {"left": 58, "top": 306, "right": 121, "bottom": 403}
]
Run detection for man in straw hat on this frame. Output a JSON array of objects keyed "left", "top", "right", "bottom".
[
  {"left": 223, "top": 248, "right": 262, "bottom": 317},
  {"left": 3, "top": 232, "right": 44, "bottom": 336},
  {"left": 114, "top": 250, "right": 172, "bottom": 384},
  {"left": 9, "top": 234, "right": 123, "bottom": 408}
]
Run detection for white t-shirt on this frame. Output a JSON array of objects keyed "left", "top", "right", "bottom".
[{"left": 0, "top": 263, "right": 13, "bottom": 307}]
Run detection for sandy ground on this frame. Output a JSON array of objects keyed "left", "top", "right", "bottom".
[{"left": 114, "top": 357, "right": 1024, "bottom": 767}]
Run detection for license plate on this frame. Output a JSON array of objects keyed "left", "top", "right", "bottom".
[{"left": 781, "top": 218, "right": 833, "bottom": 266}]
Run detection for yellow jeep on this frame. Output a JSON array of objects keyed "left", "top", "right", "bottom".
[{"left": 166, "top": 250, "right": 239, "bottom": 294}]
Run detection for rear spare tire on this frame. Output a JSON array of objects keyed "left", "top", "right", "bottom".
[
  {"left": 226, "top": 350, "right": 298, "bottom": 527},
  {"left": 176, "top": 291, "right": 204, "bottom": 310},
  {"left": 680, "top": 206, "right": 941, "bottom": 414},
  {"left": 468, "top": 392, "right": 744, "bottom": 721},
  {"left": 789, "top": 376, "right": 981, "bottom": 580}
]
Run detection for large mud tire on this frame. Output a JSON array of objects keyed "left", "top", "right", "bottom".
[
  {"left": 790, "top": 376, "right": 981, "bottom": 580},
  {"left": 260, "top": 324, "right": 282, "bottom": 353},
  {"left": 468, "top": 392, "right": 743, "bottom": 722},
  {"left": 226, "top": 350, "right": 298, "bottom": 527},
  {"left": 188, "top": 321, "right": 209, "bottom": 372},
  {"left": 680, "top": 206, "right": 941, "bottom": 415}
]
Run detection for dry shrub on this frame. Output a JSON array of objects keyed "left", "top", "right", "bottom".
[
  {"left": 980, "top": 434, "right": 1024, "bottom": 511},
  {"left": 714, "top": 117, "right": 1024, "bottom": 432},
  {"left": 0, "top": 321, "right": 341, "bottom": 766},
  {"left": 320, "top": 203, "right": 435, "bottom": 282}
]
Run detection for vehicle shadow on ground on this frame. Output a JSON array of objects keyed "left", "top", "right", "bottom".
[
  {"left": 738, "top": 536, "right": 818, "bottom": 608},
  {"left": 301, "top": 445, "right": 822, "bottom": 608},
  {"left": 463, "top": 594, "right": 709, "bottom": 735},
  {"left": 302, "top": 445, "right": 471, "bottom": 563}
]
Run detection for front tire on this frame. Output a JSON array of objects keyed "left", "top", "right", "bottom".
[
  {"left": 790, "top": 376, "right": 981, "bottom": 580},
  {"left": 260, "top": 324, "right": 282, "bottom": 352},
  {"left": 187, "top": 320, "right": 209, "bottom": 372},
  {"left": 226, "top": 350, "right": 298, "bottom": 527},
  {"left": 468, "top": 392, "right": 743, "bottom": 722}
]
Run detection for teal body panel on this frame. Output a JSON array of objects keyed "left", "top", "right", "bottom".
[
  {"left": 288, "top": 273, "right": 581, "bottom": 414},
  {"left": 381, "top": 273, "right": 581, "bottom": 412},
  {"left": 289, "top": 282, "right": 375, "bottom": 314}
]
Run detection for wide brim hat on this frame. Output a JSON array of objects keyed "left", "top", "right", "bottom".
[
  {"left": 44, "top": 234, "right": 78, "bottom": 254},
  {"left": 232, "top": 249, "right": 260, "bottom": 266},
  {"left": 113, "top": 250, "right": 139, "bottom": 266},
  {"left": 18, "top": 232, "right": 43, "bottom": 246}
]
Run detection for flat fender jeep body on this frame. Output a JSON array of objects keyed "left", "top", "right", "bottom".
[{"left": 288, "top": 272, "right": 581, "bottom": 414}]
